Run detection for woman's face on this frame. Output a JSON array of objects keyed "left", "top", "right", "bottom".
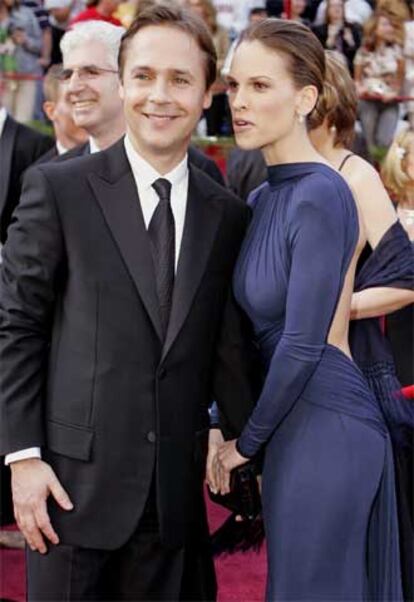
[
  {"left": 227, "top": 40, "right": 305, "bottom": 152},
  {"left": 375, "top": 16, "right": 395, "bottom": 43},
  {"left": 291, "top": 0, "right": 306, "bottom": 16},
  {"left": 327, "top": 0, "right": 344, "bottom": 22}
]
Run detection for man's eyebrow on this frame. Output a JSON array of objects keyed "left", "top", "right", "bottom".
[
  {"left": 171, "top": 69, "right": 193, "bottom": 78},
  {"left": 129, "top": 65, "right": 194, "bottom": 78}
]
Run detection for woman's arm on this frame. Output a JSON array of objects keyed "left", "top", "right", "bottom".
[
  {"left": 351, "top": 287, "right": 414, "bottom": 319},
  {"left": 235, "top": 178, "right": 350, "bottom": 459}
]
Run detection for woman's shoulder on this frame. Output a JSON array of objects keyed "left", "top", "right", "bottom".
[
  {"left": 298, "top": 163, "right": 352, "bottom": 195},
  {"left": 293, "top": 164, "right": 355, "bottom": 215},
  {"left": 341, "top": 154, "right": 381, "bottom": 192}
]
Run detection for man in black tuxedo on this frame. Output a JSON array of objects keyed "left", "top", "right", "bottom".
[{"left": 0, "top": 4, "right": 254, "bottom": 600}]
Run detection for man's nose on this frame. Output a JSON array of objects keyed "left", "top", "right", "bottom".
[
  {"left": 148, "top": 79, "right": 171, "bottom": 104},
  {"left": 66, "top": 69, "right": 85, "bottom": 93}
]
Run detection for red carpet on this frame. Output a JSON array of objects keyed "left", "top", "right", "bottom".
[{"left": 0, "top": 494, "right": 266, "bottom": 601}]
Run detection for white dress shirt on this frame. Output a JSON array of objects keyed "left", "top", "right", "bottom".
[
  {"left": 89, "top": 137, "right": 101, "bottom": 154},
  {"left": 5, "top": 134, "right": 189, "bottom": 465},
  {"left": 124, "top": 135, "right": 188, "bottom": 271}
]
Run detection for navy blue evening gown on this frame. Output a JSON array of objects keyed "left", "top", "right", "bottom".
[{"left": 233, "top": 163, "right": 403, "bottom": 601}]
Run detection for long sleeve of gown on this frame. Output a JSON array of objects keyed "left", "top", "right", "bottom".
[{"left": 237, "top": 191, "right": 354, "bottom": 458}]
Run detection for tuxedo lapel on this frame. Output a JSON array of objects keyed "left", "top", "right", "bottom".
[
  {"left": 162, "top": 166, "right": 223, "bottom": 361},
  {"left": 0, "top": 116, "right": 17, "bottom": 220},
  {"left": 88, "top": 141, "right": 163, "bottom": 342}
]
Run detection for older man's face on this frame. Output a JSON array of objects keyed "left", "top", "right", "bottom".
[{"left": 63, "top": 40, "right": 122, "bottom": 137}]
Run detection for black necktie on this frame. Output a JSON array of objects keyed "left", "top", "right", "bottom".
[{"left": 148, "top": 178, "right": 175, "bottom": 338}]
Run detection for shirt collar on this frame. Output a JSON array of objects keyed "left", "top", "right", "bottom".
[
  {"left": 89, "top": 137, "right": 101, "bottom": 154},
  {"left": 0, "top": 107, "right": 7, "bottom": 138},
  {"left": 56, "top": 140, "right": 69, "bottom": 155},
  {"left": 124, "top": 134, "right": 188, "bottom": 191}
]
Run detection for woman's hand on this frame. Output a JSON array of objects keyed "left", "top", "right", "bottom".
[{"left": 215, "top": 439, "right": 249, "bottom": 495}]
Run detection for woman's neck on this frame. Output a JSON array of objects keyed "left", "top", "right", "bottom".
[{"left": 262, "top": 127, "right": 327, "bottom": 166}]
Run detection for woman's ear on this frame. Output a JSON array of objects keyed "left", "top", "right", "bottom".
[{"left": 296, "top": 84, "right": 319, "bottom": 118}]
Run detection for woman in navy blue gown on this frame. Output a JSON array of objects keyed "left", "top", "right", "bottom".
[{"left": 212, "top": 19, "right": 404, "bottom": 601}]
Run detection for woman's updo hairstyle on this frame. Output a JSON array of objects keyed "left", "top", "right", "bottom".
[
  {"left": 307, "top": 51, "right": 358, "bottom": 148},
  {"left": 239, "top": 18, "right": 326, "bottom": 124}
]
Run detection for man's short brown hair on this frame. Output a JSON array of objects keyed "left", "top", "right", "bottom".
[{"left": 118, "top": 2, "right": 217, "bottom": 89}]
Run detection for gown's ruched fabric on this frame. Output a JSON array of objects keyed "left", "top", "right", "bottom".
[{"left": 233, "top": 163, "right": 403, "bottom": 601}]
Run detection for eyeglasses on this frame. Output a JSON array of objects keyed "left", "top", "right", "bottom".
[{"left": 58, "top": 65, "right": 118, "bottom": 82}]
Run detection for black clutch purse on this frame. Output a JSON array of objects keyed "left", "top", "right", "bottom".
[{"left": 208, "top": 462, "right": 261, "bottom": 521}]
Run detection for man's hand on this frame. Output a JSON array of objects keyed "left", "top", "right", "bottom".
[
  {"left": 216, "top": 439, "right": 249, "bottom": 495},
  {"left": 11, "top": 458, "right": 73, "bottom": 554},
  {"left": 206, "top": 428, "right": 224, "bottom": 494}
]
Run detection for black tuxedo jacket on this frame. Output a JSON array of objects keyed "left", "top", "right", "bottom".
[
  {"left": 35, "top": 144, "right": 59, "bottom": 164},
  {"left": 0, "top": 139, "right": 256, "bottom": 550},
  {"left": 53, "top": 140, "right": 226, "bottom": 186},
  {"left": 0, "top": 115, "right": 54, "bottom": 243}
]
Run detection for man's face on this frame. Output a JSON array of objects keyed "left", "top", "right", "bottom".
[
  {"left": 44, "top": 84, "right": 88, "bottom": 148},
  {"left": 63, "top": 40, "right": 123, "bottom": 137},
  {"left": 119, "top": 25, "right": 212, "bottom": 163}
]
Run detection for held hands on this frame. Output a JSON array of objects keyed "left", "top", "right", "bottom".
[
  {"left": 206, "top": 431, "right": 249, "bottom": 495},
  {"left": 10, "top": 458, "right": 73, "bottom": 554}
]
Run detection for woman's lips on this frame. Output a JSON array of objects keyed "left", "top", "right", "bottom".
[{"left": 233, "top": 119, "right": 254, "bottom": 132}]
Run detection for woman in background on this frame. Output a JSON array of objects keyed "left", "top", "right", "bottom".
[
  {"left": 354, "top": 11, "right": 405, "bottom": 159},
  {"left": 382, "top": 129, "right": 414, "bottom": 388},
  {"left": 312, "top": 0, "right": 361, "bottom": 73},
  {"left": 212, "top": 19, "right": 405, "bottom": 601}
]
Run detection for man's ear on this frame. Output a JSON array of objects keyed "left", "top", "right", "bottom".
[{"left": 43, "top": 100, "right": 56, "bottom": 122}]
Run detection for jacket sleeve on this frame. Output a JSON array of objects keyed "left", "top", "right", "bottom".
[
  {"left": 0, "top": 166, "right": 64, "bottom": 454},
  {"left": 212, "top": 205, "right": 261, "bottom": 438},
  {"left": 237, "top": 189, "right": 351, "bottom": 458}
]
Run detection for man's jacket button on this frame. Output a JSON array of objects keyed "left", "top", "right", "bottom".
[{"left": 147, "top": 431, "right": 156, "bottom": 443}]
